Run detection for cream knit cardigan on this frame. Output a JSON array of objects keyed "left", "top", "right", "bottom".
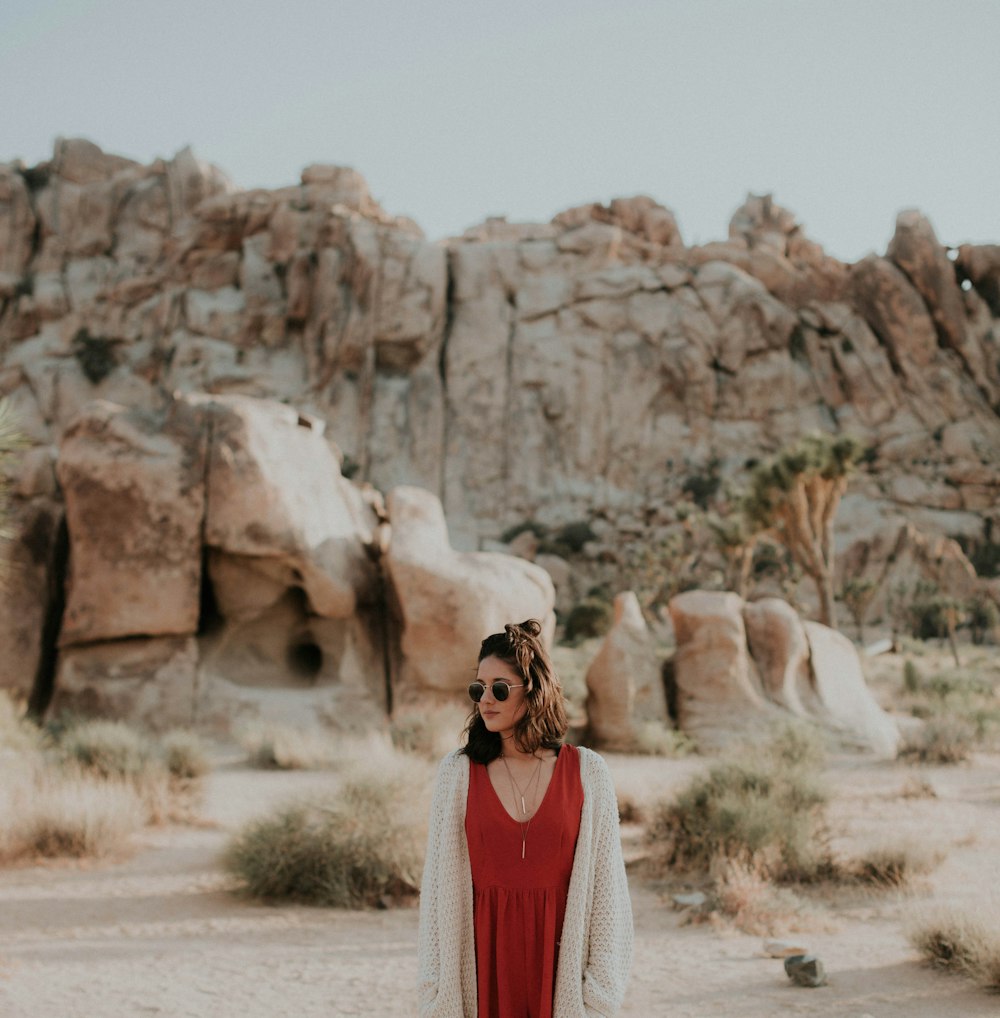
[{"left": 417, "top": 747, "right": 633, "bottom": 1018}]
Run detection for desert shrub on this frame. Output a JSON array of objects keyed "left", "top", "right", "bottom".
[
  {"left": 850, "top": 841, "right": 940, "bottom": 889},
  {"left": 500, "top": 519, "right": 546, "bottom": 544},
  {"left": 967, "top": 594, "right": 999, "bottom": 644},
  {"left": 563, "top": 597, "right": 612, "bottom": 643},
  {"left": 903, "top": 659, "right": 921, "bottom": 694},
  {"left": 909, "top": 906, "right": 1000, "bottom": 991},
  {"left": 646, "top": 726, "right": 830, "bottom": 881},
  {"left": 629, "top": 721, "right": 695, "bottom": 758},
  {"left": 901, "top": 718, "right": 975, "bottom": 764},
  {"left": 235, "top": 721, "right": 340, "bottom": 770},
  {"left": 225, "top": 753, "right": 431, "bottom": 907},
  {"left": 0, "top": 767, "right": 146, "bottom": 861},
  {"left": 706, "top": 854, "right": 812, "bottom": 935},
  {"left": 390, "top": 705, "right": 465, "bottom": 760},
  {"left": 60, "top": 719, "right": 157, "bottom": 779},
  {"left": 160, "top": 729, "right": 210, "bottom": 779}
]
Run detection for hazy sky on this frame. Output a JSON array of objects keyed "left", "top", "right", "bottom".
[{"left": 2, "top": 0, "right": 998, "bottom": 262}]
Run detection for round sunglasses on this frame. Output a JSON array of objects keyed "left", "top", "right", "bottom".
[{"left": 468, "top": 680, "right": 525, "bottom": 703}]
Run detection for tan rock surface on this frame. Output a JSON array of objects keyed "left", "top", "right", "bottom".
[
  {"left": 384, "top": 485, "right": 555, "bottom": 701},
  {"left": 585, "top": 591, "right": 668, "bottom": 749},
  {"left": 56, "top": 399, "right": 207, "bottom": 646}
]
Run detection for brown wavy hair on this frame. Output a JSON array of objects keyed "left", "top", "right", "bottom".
[{"left": 461, "top": 619, "right": 568, "bottom": 764}]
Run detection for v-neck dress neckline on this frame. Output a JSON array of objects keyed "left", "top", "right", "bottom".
[{"left": 465, "top": 743, "right": 584, "bottom": 1018}]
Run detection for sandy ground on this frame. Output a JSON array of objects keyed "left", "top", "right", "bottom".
[{"left": 1, "top": 745, "right": 999, "bottom": 1017}]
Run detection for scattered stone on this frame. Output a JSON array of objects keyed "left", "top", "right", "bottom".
[
  {"left": 671, "top": 892, "right": 707, "bottom": 909},
  {"left": 784, "top": 954, "right": 827, "bottom": 988},
  {"left": 764, "top": 939, "right": 809, "bottom": 958}
]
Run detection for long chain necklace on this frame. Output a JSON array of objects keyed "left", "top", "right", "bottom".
[{"left": 501, "top": 754, "right": 544, "bottom": 860}]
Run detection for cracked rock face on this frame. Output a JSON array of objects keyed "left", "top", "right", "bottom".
[{"left": 1, "top": 138, "right": 998, "bottom": 723}]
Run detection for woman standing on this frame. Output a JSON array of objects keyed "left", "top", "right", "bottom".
[{"left": 418, "top": 620, "right": 633, "bottom": 1018}]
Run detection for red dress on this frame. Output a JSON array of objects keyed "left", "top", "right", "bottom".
[{"left": 465, "top": 744, "right": 584, "bottom": 1018}]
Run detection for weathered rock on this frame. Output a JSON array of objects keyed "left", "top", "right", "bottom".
[
  {"left": 0, "top": 500, "right": 64, "bottom": 699},
  {"left": 784, "top": 954, "right": 827, "bottom": 988},
  {"left": 56, "top": 399, "right": 207, "bottom": 646},
  {"left": 671, "top": 591, "right": 899, "bottom": 755},
  {"left": 384, "top": 485, "right": 555, "bottom": 701},
  {"left": 52, "top": 636, "right": 199, "bottom": 731},
  {"left": 197, "top": 394, "right": 379, "bottom": 620},
  {"left": 585, "top": 591, "right": 668, "bottom": 749},
  {"left": 742, "top": 598, "right": 812, "bottom": 716},
  {"left": 668, "top": 590, "right": 779, "bottom": 749},
  {"left": 803, "top": 621, "right": 900, "bottom": 758}
]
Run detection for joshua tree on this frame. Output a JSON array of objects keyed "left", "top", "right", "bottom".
[{"left": 744, "top": 432, "right": 862, "bottom": 628}]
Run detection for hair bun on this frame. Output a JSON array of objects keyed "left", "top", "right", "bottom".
[{"left": 512, "top": 619, "right": 542, "bottom": 638}]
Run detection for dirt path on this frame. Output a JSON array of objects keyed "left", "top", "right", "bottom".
[{"left": 1, "top": 753, "right": 998, "bottom": 1017}]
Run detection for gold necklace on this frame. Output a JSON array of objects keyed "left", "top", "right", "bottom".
[{"left": 501, "top": 754, "right": 544, "bottom": 859}]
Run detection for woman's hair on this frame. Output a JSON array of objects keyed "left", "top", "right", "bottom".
[{"left": 461, "top": 619, "right": 568, "bottom": 764}]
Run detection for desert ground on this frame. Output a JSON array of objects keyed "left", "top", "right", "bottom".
[{"left": 2, "top": 648, "right": 999, "bottom": 1018}]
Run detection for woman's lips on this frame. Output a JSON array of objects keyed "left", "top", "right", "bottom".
[{"left": 482, "top": 710, "right": 500, "bottom": 717}]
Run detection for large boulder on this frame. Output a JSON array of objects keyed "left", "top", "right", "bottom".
[
  {"left": 384, "top": 485, "right": 555, "bottom": 703},
  {"left": 51, "top": 636, "right": 198, "bottom": 732},
  {"left": 802, "top": 621, "right": 901, "bottom": 757},
  {"left": 670, "top": 589, "right": 900, "bottom": 756},
  {"left": 668, "top": 590, "right": 780, "bottom": 750},
  {"left": 56, "top": 399, "right": 207, "bottom": 646},
  {"left": 585, "top": 591, "right": 668, "bottom": 750},
  {"left": 196, "top": 394, "right": 379, "bottom": 618},
  {"left": 742, "top": 597, "right": 812, "bottom": 717}
]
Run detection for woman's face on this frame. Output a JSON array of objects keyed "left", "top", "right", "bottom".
[{"left": 475, "top": 655, "right": 528, "bottom": 738}]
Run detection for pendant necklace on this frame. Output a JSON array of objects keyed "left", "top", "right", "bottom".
[{"left": 501, "top": 754, "right": 544, "bottom": 859}]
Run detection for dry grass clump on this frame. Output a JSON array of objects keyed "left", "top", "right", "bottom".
[
  {"left": 646, "top": 724, "right": 831, "bottom": 882},
  {"left": 390, "top": 704, "right": 466, "bottom": 760},
  {"left": 705, "top": 854, "right": 813, "bottom": 935},
  {"left": 160, "top": 728, "right": 210, "bottom": 779},
  {"left": 901, "top": 717, "right": 976, "bottom": 764},
  {"left": 225, "top": 750, "right": 432, "bottom": 908},
  {"left": 849, "top": 841, "right": 942, "bottom": 889},
  {"left": 629, "top": 721, "right": 695, "bottom": 758},
  {"left": 0, "top": 765, "right": 146, "bottom": 862},
  {"left": 235, "top": 720, "right": 340, "bottom": 770},
  {"left": 909, "top": 906, "right": 1000, "bottom": 992},
  {"left": 900, "top": 659, "right": 1000, "bottom": 760},
  {"left": 59, "top": 719, "right": 157, "bottom": 778}
]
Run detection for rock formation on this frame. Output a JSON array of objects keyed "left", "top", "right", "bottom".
[
  {"left": 585, "top": 591, "right": 669, "bottom": 749},
  {"left": 669, "top": 590, "right": 900, "bottom": 756},
  {"left": 384, "top": 485, "right": 555, "bottom": 706},
  {"left": 0, "top": 137, "right": 998, "bottom": 722}
]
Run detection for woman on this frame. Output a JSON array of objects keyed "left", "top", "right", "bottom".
[{"left": 418, "top": 619, "right": 633, "bottom": 1018}]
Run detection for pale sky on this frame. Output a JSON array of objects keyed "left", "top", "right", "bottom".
[{"left": 2, "top": 0, "right": 998, "bottom": 262}]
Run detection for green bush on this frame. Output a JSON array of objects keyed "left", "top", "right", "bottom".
[
  {"left": 160, "top": 729, "right": 210, "bottom": 779},
  {"left": 225, "top": 755, "right": 430, "bottom": 907},
  {"left": 60, "top": 719, "right": 158, "bottom": 779},
  {"left": 563, "top": 597, "right": 612, "bottom": 643},
  {"left": 647, "top": 727, "right": 830, "bottom": 881},
  {"left": 903, "top": 659, "right": 921, "bottom": 694}
]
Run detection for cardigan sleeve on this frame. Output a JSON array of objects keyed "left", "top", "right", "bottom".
[
  {"left": 581, "top": 754, "right": 634, "bottom": 1018},
  {"left": 416, "top": 754, "right": 452, "bottom": 1016}
]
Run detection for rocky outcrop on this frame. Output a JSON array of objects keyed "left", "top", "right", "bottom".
[
  {"left": 585, "top": 591, "right": 669, "bottom": 750},
  {"left": 669, "top": 590, "right": 900, "bottom": 756},
  {"left": 2, "top": 139, "right": 999, "bottom": 720},
  {"left": 383, "top": 485, "right": 555, "bottom": 705}
]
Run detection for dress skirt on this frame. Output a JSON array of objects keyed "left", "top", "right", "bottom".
[{"left": 465, "top": 744, "right": 584, "bottom": 1018}]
